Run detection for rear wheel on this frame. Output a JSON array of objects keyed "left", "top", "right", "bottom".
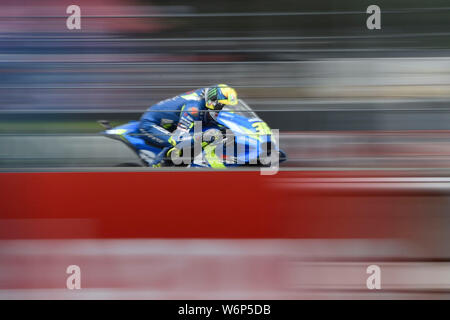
[{"left": 114, "top": 162, "right": 143, "bottom": 167}]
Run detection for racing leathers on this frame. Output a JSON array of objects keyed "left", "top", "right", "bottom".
[{"left": 139, "top": 87, "right": 216, "bottom": 166}]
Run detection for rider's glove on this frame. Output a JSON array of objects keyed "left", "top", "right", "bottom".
[
  {"left": 168, "top": 127, "right": 192, "bottom": 147},
  {"left": 169, "top": 128, "right": 204, "bottom": 148}
]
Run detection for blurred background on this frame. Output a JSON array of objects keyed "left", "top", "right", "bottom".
[
  {"left": 0, "top": 0, "right": 450, "bottom": 299},
  {"left": 0, "top": 0, "right": 450, "bottom": 167}
]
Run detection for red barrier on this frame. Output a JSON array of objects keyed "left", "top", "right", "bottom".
[
  {"left": 0, "top": 171, "right": 440, "bottom": 239},
  {"left": 0, "top": 171, "right": 280, "bottom": 238}
]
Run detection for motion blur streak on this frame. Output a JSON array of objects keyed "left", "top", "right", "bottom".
[
  {"left": 1, "top": 170, "right": 449, "bottom": 238},
  {"left": 1, "top": 131, "right": 450, "bottom": 168},
  {"left": 1, "top": 0, "right": 450, "bottom": 299},
  {"left": 1, "top": 170, "right": 450, "bottom": 298},
  {"left": 1, "top": 239, "right": 449, "bottom": 299}
]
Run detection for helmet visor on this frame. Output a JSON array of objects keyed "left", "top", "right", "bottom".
[{"left": 205, "top": 86, "right": 238, "bottom": 110}]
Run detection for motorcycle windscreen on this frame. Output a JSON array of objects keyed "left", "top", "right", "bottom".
[{"left": 217, "top": 112, "right": 272, "bottom": 165}]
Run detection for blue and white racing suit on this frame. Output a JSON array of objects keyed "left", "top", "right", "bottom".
[{"left": 139, "top": 87, "right": 214, "bottom": 164}]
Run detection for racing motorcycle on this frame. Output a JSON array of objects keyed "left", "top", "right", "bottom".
[{"left": 98, "top": 99, "right": 287, "bottom": 168}]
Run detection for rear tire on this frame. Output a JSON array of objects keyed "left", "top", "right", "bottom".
[{"left": 115, "top": 162, "right": 143, "bottom": 167}]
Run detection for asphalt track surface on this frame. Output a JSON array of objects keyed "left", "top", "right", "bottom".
[{"left": 1, "top": 132, "right": 450, "bottom": 170}]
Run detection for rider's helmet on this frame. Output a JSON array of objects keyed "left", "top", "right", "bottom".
[{"left": 204, "top": 84, "right": 238, "bottom": 111}]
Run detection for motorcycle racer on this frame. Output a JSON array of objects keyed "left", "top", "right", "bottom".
[{"left": 139, "top": 84, "right": 238, "bottom": 167}]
